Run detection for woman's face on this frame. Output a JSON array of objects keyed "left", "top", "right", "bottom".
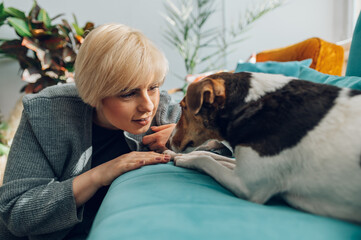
[{"left": 95, "top": 81, "right": 160, "bottom": 135}]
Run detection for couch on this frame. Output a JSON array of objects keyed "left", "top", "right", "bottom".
[{"left": 87, "top": 16, "right": 361, "bottom": 240}]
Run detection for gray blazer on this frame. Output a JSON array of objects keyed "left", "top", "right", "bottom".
[{"left": 0, "top": 84, "right": 181, "bottom": 240}]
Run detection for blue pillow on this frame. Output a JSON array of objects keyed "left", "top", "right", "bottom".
[
  {"left": 235, "top": 59, "right": 312, "bottom": 77},
  {"left": 299, "top": 65, "right": 361, "bottom": 90}
]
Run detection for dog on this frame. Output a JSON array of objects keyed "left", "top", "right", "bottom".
[{"left": 166, "top": 71, "right": 361, "bottom": 224}]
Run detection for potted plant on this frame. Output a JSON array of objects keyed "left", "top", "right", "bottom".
[
  {"left": 0, "top": 0, "right": 95, "bottom": 165},
  {"left": 0, "top": 0, "right": 94, "bottom": 93},
  {"left": 162, "top": 0, "right": 284, "bottom": 93}
]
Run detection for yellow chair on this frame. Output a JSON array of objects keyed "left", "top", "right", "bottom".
[{"left": 256, "top": 37, "right": 344, "bottom": 76}]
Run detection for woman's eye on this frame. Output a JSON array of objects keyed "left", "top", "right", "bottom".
[
  {"left": 118, "top": 91, "right": 135, "bottom": 98},
  {"left": 149, "top": 85, "right": 159, "bottom": 91}
]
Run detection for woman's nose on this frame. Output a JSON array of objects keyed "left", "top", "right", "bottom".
[{"left": 138, "top": 91, "right": 154, "bottom": 112}]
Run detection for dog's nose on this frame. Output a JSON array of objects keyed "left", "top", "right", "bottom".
[{"left": 181, "top": 141, "right": 194, "bottom": 152}]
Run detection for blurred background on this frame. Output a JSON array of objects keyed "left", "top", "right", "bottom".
[{"left": 0, "top": 0, "right": 359, "bottom": 119}]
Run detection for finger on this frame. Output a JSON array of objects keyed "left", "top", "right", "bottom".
[
  {"left": 129, "top": 151, "right": 171, "bottom": 161},
  {"left": 121, "top": 156, "right": 165, "bottom": 172},
  {"left": 151, "top": 124, "right": 175, "bottom": 132},
  {"left": 138, "top": 152, "right": 163, "bottom": 158},
  {"left": 142, "top": 135, "right": 156, "bottom": 145},
  {"left": 148, "top": 146, "right": 162, "bottom": 153},
  {"left": 127, "top": 151, "right": 167, "bottom": 160},
  {"left": 124, "top": 151, "right": 160, "bottom": 160},
  {"left": 139, "top": 155, "right": 170, "bottom": 166},
  {"left": 154, "top": 154, "right": 171, "bottom": 162},
  {"left": 145, "top": 141, "right": 156, "bottom": 151},
  {"left": 148, "top": 142, "right": 168, "bottom": 153},
  {"left": 151, "top": 124, "right": 171, "bottom": 131}
]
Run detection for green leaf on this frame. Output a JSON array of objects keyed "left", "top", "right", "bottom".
[
  {"left": 72, "top": 13, "right": 79, "bottom": 25},
  {"left": 51, "top": 13, "right": 64, "bottom": 21},
  {"left": 29, "top": 0, "right": 40, "bottom": 20},
  {"left": 61, "top": 19, "right": 72, "bottom": 31},
  {"left": 7, "top": 17, "right": 32, "bottom": 37},
  {"left": 0, "top": 3, "right": 7, "bottom": 19},
  {"left": 72, "top": 14, "right": 84, "bottom": 36},
  {"left": 38, "top": 9, "right": 52, "bottom": 29},
  {"left": 58, "top": 24, "right": 70, "bottom": 37},
  {"left": 4, "top": 7, "right": 26, "bottom": 19},
  {"left": 72, "top": 23, "right": 84, "bottom": 36}
]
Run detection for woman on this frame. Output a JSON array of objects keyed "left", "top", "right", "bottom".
[{"left": 0, "top": 23, "right": 180, "bottom": 239}]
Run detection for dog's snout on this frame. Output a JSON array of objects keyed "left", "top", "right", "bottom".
[{"left": 182, "top": 141, "right": 194, "bottom": 151}]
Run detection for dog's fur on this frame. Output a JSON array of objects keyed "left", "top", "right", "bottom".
[{"left": 166, "top": 71, "right": 361, "bottom": 224}]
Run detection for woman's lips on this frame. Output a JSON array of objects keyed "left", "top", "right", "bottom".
[{"left": 133, "top": 116, "right": 151, "bottom": 126}]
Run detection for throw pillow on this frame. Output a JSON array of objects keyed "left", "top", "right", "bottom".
[
  {"left": 298, "top": 66, "right": 361, "bottom": 90},
  {"left": 235, "top": 59, "right": 312, "bottom": 77}
]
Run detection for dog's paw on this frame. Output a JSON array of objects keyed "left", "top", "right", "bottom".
[
  {"left": 174, "top": 155, "right": 213, "bottom": 173},
  {"left": 174, "top": 155, "right": 196, "bottom": 169},
  {"left": 163, "top": 150, "right": 182, "bottom": 160}
]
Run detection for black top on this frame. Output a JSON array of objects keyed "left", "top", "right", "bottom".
[{"left": 65, "top": 123, "right": 131, "bottom": 239}]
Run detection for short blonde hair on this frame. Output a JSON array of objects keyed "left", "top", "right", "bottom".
[{"left": 74, "top": 23, "right": 168, "bottom": 107}]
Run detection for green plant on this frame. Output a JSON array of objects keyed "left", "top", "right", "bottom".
[
  {"left": 162, "top": 0, "right": 284, "bottom": 92},
  {"left": 0, "top": 0, "right": 94, "bottom": 93}
]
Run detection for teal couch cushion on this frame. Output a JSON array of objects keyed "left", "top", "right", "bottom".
[
  {"left": 235, "top": 59, "right": 312, "bottom": 77},
  {"left": 299, "top": 65, "right": 361, "bottom": 90},
  {"left": 88, "top": 163, "right": 361, "bottom": 240}
]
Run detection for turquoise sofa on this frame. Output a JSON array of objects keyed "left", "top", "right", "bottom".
[
  {"left": 88, "top": 163, "right": 361, "bottom": 240},
  {"left": 88, "top": 13, "right": 361, "bottom": 240}
]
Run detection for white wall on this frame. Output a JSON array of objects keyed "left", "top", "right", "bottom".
[{"left": 0, "top": 0, "right": 353, "bottom": 119}]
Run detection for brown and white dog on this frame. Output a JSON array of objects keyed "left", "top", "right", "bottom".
[{"left": 166, "top": 71, "right": 361, "bottom": 224}]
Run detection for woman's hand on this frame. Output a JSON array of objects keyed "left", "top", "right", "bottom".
[
  {"left": 142, "top": 124, "right": 176, "bottom": 153},
  {"left": 73, "top": 151, "right": 170, "bottom": 207}
]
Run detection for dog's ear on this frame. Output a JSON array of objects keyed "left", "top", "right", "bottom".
[{"left": 186, "top": 78, "right": 225, "bottom": 115}]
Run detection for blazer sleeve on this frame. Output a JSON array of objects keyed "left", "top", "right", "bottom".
[{"left": 0, "top": 111, "right": 83, "bottom": 237}]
